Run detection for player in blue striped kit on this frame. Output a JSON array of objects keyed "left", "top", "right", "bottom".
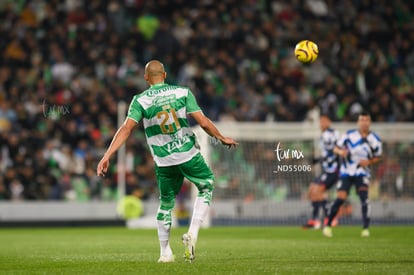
[
  {"left": 323, "top": 111, "right": 382, "bottom": 237},
  {"left": 303, "top": 114, "right": 340, "bottom": 229}
]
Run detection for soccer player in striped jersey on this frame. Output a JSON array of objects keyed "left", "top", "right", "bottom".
[
  {"left": 303, "top": 114, "right": 340, "bottom": 229},
  {"left": 323, "top": 111, "right": 382, "bottom": 237},
  {"left": 97, "top": 60, "right": 238, "bottom": 263}
]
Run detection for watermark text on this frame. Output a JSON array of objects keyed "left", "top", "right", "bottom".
[
  {"left": 42, "top": 99, "right": 70, "bottom": 118},
  {"left": 273, "top": 142, "right": 311, "bottom": 173}
]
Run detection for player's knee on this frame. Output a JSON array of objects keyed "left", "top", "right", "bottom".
[
  {"left": 308, "top": 184, "right": 318, "bottom": 199},
  {"left": 160, "top": 198, "right": 175, "bottom": 211},
  {"left": 316, "top": 185, "right": 327, "bottom": 199},
  {"left": 334, "top": 198, "right": 345, "bottom": 206},
  {"left": 319, "top": 184, "right": 327, "bottom": 193},
  {"left": 198, "top": 184, "right": 214, "bottom": 203},
  {"left": 197, "top": 178, "right": 214, "bottom": 192},
  {"left": 336, "top": 190, "right": 348, "bottom": 200},
  {"left": 199, "top": 188, "right": 213, "bottom": 200},
  {"left": 157, "top": 199, "right": 175, "bottom": 223}
]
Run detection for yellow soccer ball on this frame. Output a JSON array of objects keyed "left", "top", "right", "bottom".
[{"left": 294, "top": 40, "right": 319, "bottom": 64}]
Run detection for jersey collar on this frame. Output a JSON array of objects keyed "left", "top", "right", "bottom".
[{"left": 150, "top": 83, "right": 167, "bottom": 88}]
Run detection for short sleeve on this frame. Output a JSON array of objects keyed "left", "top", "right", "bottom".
[
  {"left": 374, "top": 142, "right": 382, "bottom": 157},
  {"left": 127, "top": 95, "right": 143, "bottom": 122},
  {"left": 372, "top": 133, "right": 382, "bottom": 157},
  {"left": 186, "top": 89, "right": 201, "bottom": 113}
]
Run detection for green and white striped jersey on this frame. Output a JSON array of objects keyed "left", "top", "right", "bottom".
[{"left": 127, "top": 83, "right": 202, "bottom": 167}]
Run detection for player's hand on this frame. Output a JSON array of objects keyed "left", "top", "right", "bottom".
[
  {"left": 220, "top": 137, "right": 238, "bottom": 149},
  {"left": 336, "top": 148, "right": 348, "bottom": 158},
  {"left": 359, "top": 159, "right": 371, "bottom": 167},
  {"left": 97, "top": 157, "right": 109, "bottom": 177}
]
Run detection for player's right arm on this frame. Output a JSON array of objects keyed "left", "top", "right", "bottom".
[
  {"left": 97, "top": 118, "right": 137, "bottom": 176},
  {"left": 189, "top": 111, "right": 238, "bottom": 148},
  {"left": 333, "top": 146, "right": 348, "bottom": 158}
]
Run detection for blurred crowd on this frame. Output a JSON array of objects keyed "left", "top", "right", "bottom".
[{"left": 0, "top": 0, "right": 414, "bottom": 201}]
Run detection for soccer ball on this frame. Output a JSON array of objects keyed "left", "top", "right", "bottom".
[{"left": 294, "top": 40, "right": 319, "bottom": 64}]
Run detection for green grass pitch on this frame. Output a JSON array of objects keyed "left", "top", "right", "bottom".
[{"left": 0, "top": 226, "right": 413, "bottom": 274}]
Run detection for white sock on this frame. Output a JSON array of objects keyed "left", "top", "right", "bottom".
[
  {"left": 157, "top": 220, "right": 172, "bottom": 256},
  {"left": 188, "top": 196, "right": 210, "bottom": 242}
]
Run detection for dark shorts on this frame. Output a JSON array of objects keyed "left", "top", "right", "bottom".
[
  {"left": 337, "top": 176, "right": 369, "bottom": 194},
  {"left": 315, "top": 172, "right": 339, "bottom": 190}
]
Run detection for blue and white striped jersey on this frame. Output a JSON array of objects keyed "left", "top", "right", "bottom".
[
  {"left": 320, "top": 128, "right": 340, "bottom": 174},
  {"left": 337, "top": 129, "right": 382, "bottom": 177}
]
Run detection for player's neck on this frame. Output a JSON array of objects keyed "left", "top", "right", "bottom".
[{"left": 359, "top": 129, "right": 369, "bottom": 137}]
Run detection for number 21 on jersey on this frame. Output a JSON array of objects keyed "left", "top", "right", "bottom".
[{"left": 157, "top": 107, "right": 181, "bottom": 134}]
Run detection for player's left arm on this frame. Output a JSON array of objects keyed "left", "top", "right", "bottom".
[
  {"left": 359, "top": 136, "right": 382, "bottom": 167},
  {"left": 186, "top": 89, "right": 237, "bottom": 148},
  {"left": 189, "top": 111, "right": 238, "bottom": 148},
  {"left": 359, "top": 156, "right": 382, "bottom": 167}
]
